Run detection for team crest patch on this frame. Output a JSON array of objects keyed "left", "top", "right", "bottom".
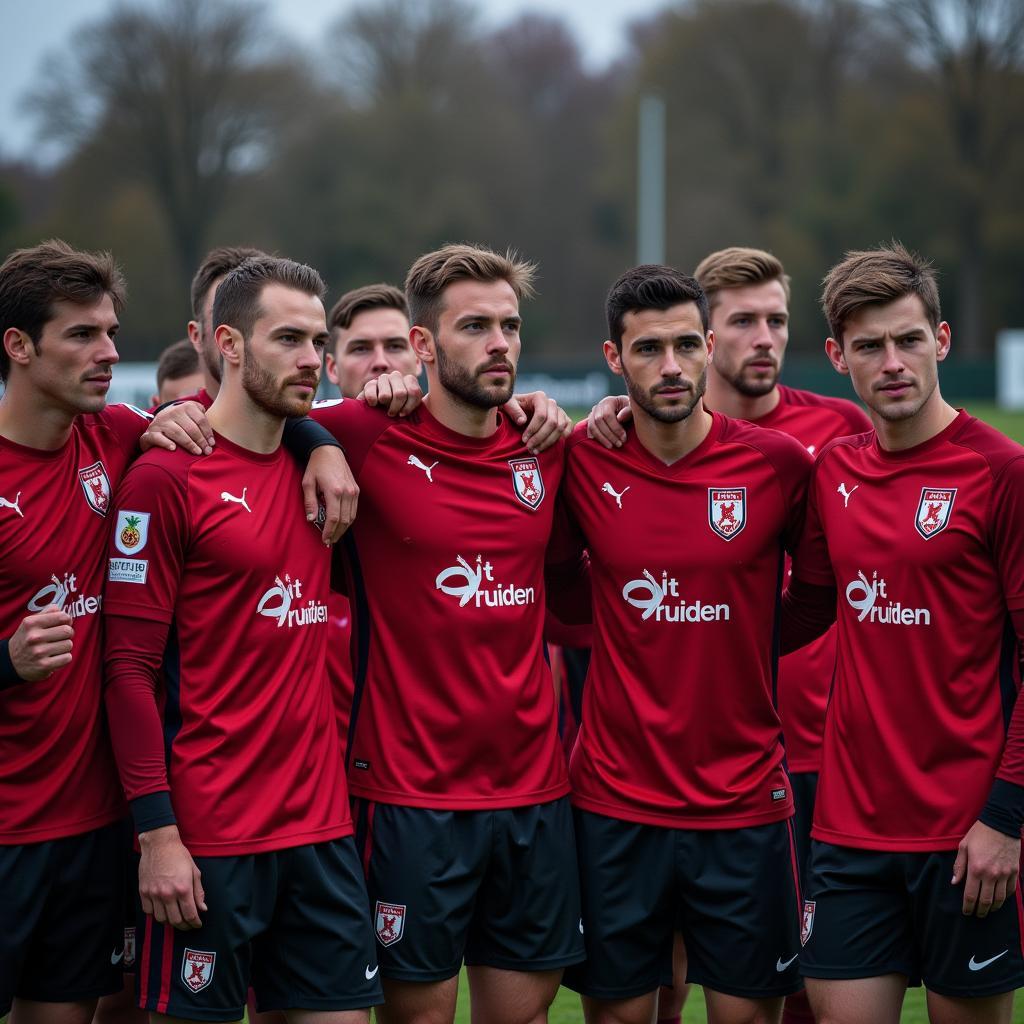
[
  {"left": 181, "top": 948, "right": 215, "bottom": 993},
  {"left": 708, "top": 487, "right": 746, "bottom": 541},
  {"left": 915, "top": 487, "right": 956, "bottom": 539},
  {"left": 114, "top": 510, "right": 150, "bottom": 555},
  {"left": 123, "top": 926, "right": 136, "bottom": 969},
  {"left": 375, "top": 901, "right": 406, "bottom": 947},
  {"left": 801, "top": 900, "right": 815, "bottom": 946},
  {"left": 79, "top": 461, "right": 111, "bottom": 517},
  {"left": 509, "top": 457, "right": 545, "bottom": 510}
]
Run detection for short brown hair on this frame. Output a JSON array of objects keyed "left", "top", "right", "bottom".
[
  {"left": 405, "top": 243, "right": 536, "bottom": 336},
  {"left": 155, "top": 338, "right": 200, "bottom": 391},
  {"left": 821, "top": 242, "right": 940, "bottom": 345},
  {"left": 190, "top": 245, "right": 266, "bottom": 320},
  {"left": 0, "top": 238, "right": 126, "bottom": 383},
  {"left": 694, "top": 246, "right": 791, "bottom": 305},
  {"left": 212, "top": 256, "right": 326, "bottom": 341},
  {"left": 328, "top": 283, "right": 409, "bottom": 333}
]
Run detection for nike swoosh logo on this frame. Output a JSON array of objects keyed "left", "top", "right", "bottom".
[
  {"left": 365, "top": 964, "right": 379, "bottom": 980},
  {"left": 776, "top": 954, "right": 798, "bottom": 971},
  {"left": 969, "top": 950, "right": 1008, "bottom": 971},
  {"left": 579, "top": 918, "right": 584, "bottom": 934},
  {"left": 111, "top": 948, "right": 125, "bottom": 965}
]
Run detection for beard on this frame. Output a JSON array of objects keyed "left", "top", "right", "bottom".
[
  {"left": 436, "top": 341, "right": 516, "bottom": 409},
  {"left": 242, "top": 346, "right": 318, "bottom": 417},
  {"left": 624, "top": 366, "right": 706, "bottom": 424},
  {"left": 721, "top": 356, "right": 779, "bottom": 398}
]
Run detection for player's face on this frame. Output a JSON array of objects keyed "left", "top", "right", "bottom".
[
  {"left": 826, "top": 294, "right": 950, "bottom": 423},
  {"left": 431, "top": 279, "right": 520, "bottom": 409},
  {"left": 241, "top": 283, "right": 327, "bottom": 418},
  {"left": 22, "top": 294, "right": 120, "bottom": 415},
  {"left": 606, "top": 302, "right": 713, "bottom": 424},
  {"left": 156, "top": 371, "right": 205, "bottom": 406},
  {"left": 326, "top": 307, "right": 418, "bottom": 398},
  {"left": 708, "top": 280, "right": 788, "bottom": 397}
]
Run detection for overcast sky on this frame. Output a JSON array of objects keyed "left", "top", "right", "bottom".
[{"left": 0, "top": 0, "right": 668, "bottom": 162}]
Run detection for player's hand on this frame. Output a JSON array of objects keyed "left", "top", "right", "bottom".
[
  {"left": 359, "top": 371, "right": 423, "bottom": 417},
  {"left": 7, "top": 607, "right": 74, "bottom": 681},
  {"left": 303, "top": 446, "right": 359, "bottom": 545},
  {"left": 504, "top": 392, "right": 572, "bottom": 454},
  {"left": 138, "top": 825, "right": 207, "bottom": 930},
  {"left": 586, "top": 395, "right": 631, "bottom": 449},
  {"left": 142, "top": 401, "right": 215, "bottom": 456},
  {"left": 952, "top": 820, "right": 1020, "bottom": 917}
]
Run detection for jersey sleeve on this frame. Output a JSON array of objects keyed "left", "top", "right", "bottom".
[
  {"left": 98, "top": 402, "right": 153, "bottom": 456},
  {"left": 545, "top": 497, "right": 591, "bottom": 626},
  {"left": 310, "top": 399, "right": 395, "bottom": 475},
  {"left": 103, "top": 460, "right": 191, "bottom": 623},
  {"left": 790, "top": 459, "right": 836, "bottom": 587}
]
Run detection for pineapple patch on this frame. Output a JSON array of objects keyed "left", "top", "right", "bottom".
[{"left": 114, "top": 510, "right": 151, "bottom": 556}]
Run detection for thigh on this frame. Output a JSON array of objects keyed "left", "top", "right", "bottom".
[
  {"left": 376, "top": 975, "right": 459, "bottom": 1024},
  {"left": 12, "top": 823, "right": 124, "bottom": 1009},
  {"left": 908, "top": 849, "right": 1024, "bottom": 998},
  {"left": 562, "top": 810, "right": 675, "bottom": 1001},
  {"left": 466, "top": 798, "right": 585, "bottom": 974},
  {"left": 353, "top": 799, "right": 486, "bottom": 982},
  {"left": 925, "top": 988, "right": 1015, "bottom": 1024},
  {"left": 136, "top": 853, "right": 262, "bottom": 1021},
  {"left": 252, "top": 839, "right": 382, "bottom": 1014},
  {"left": 799, "top": 841, "right": 916, "bottom": 982},
  {"left": 805, "top": 975, "right": 906, "bottom": 1024},
  {"left": 678, "top": 821, "right": 802, "bottom": 999},
  {"left": 466, "top": 965, "right": 562, "bottom": 1024}
]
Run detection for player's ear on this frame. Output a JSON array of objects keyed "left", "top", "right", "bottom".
[
  {"left": 825, "top": 337, "right": 848, "bottom": 375},
  {"left": 215, "top": 324, "right": 242, "bottom": 367},
  {"left": 411, "top": 326, "right": 434, "bottom": 365},
  {"left": 603, "top": 339, "right": 623, "bottom": 377},
  {"left": 705, "top": 328, "right": 715, "bottom": 364},
  {"left": 324, "top": 351, "right": 339, "bottom": 386},
  {"left": 187, "top": 320, "right": 201, "bottom": 351},
  {"left": 935, "top": 321, "right": 951, "bottom": 363},
  {"left": 3, "top": 328, "right": 34, "bottom": 369}
]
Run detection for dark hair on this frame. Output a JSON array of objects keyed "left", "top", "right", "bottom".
[
  {"left": 190, "top": 245, "right": 266, "bottom": 321},
  {"left": 212, "top": 256, "right": 326, "bottom": 341},
  {"left": 155, "top": 338, "right": 200, "bottom": 390},
  {"left": 606, "top": 265, "right": 709, "bottom": 348},
  {"left": 328, "top": 283, "right": 409, "bottom": 333},
  {"left": 405, "top": 242, "right": 536, "bottom": 337},
  {"left": 0, "top": 238, "right": 126, "bottom": 383},
  {"left": 821, "top": 241, "right": 941, "bottom": 346}
]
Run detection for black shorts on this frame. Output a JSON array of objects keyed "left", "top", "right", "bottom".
[
  {"left": 136, "top": 837, "right": 382, "bottom": 1021},
  {"left": 116, "top": 841, "right": 141, "bottom": 974},
  {"left": 352, "top": 797, "right": 585, "bottom": 982},
  {"left": 789, "top": 772, "right": 818, "bottom": 882},
  {"left": 563, "top": 810, "right": 803, "bottom": 1001},
  {"left": 0, "top": 819, "right": 127, "bottom": 1015},
  {"left": 802, "top": 841, "right": 1024, "bottom": 997}
]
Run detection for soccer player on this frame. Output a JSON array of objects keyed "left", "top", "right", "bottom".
[
  {"left": 150, "top": 339, "right": 204, "bottom": 407},
  {"left": 0, "top": 239, "right": 220, "bottom": 1024},
  {"left": 552, "top": 264, "right": 810, "bottom": 1024},
  {"left": 784, "top": 243, "right": 1024, "bottom": 1024},
  {"left": 311, "top": 243, "right": 584, "bottom": 1024},
  {"left": 102, "top": 256, "right": 381, "bottom": 1023}
]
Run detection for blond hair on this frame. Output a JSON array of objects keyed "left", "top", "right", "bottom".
[{"left": 694, "top": 246, "right": 791, "bottom": 305}]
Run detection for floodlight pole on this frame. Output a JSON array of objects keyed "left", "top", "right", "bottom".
[{"left": 637, "top": 94, "right": 666, "bottom": 265}]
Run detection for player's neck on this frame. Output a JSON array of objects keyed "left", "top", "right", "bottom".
[
  {"left": 206, "top": 384, "right": 284, "bottom": 454},
  {"left": 0, "top": 383, "right": 76, "bottom": 450},
  {"left": 632, "top": 402, "right": 714, "bottom": 466},
  {"left": 423, "top": 387, "right": 499, "bottom": 438},
  {"left": 705, "top": 372, "right": 780, "bottom": 421},
  {"left": 873, "top": 388, "right": 958, "bottom": 452},
  {"left": 203, "top": 371, "right": 220, "bottom": 400}
]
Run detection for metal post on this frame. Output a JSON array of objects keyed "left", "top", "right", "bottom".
[{"left": 637, "top": 94, "right": 666, "bottom": 265}]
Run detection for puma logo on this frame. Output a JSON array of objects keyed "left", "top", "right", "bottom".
[
  {"left": 0, "top": 491, "right": 23, "bottom": 517},
  {"left": 601, "top": 482, "right": 630, "bottom": 509},
  {"left": 407, "top": 455, "right": 438, "bottom": 483},
  {"left": 837, "top": 482, "right": 858, "bottom": 508},
  {"left": 220, "top": 487, "right": 252, "bottom": 512}
]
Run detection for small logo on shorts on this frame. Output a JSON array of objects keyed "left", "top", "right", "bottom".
[
  {"left": 771, "top": 788, "right": 787, "bottom": 801},
  {"left": 182, "top": 948, "right": 216, "bottom": 993},
  {"left": 969, "top": 950, "right": 1008, "bottom": 971},
  {"left": 375, "top": 901, "right": 406, "bottom": 947},
  {"left": 123, "top": 926, "right": 136, "bottom": 968},
  {"left": 801, "top": 900, "right": 815, "bottom": 947}
]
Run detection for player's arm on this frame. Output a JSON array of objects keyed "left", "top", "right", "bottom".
[
  {"left": 140, "top": 400, "right": 215, "bottom": 456},
  {"left": 586, "top": 394, "right": 631, "bottom": 449},
  {"left": 0, "top": 607, "right": 75, "bottom": 687},
  {"left": 103, "top": 462, "right": 206, "bottom": 930},
  {"left": 954, "top": 456, "right": 1024, "bottom": 917},
  {"left": 544, "top": 496, "right": 592, "bottom": 626}
]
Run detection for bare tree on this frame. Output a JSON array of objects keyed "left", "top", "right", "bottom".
[
  {"left": 882, "top": 0, "right": 1024, "bottom": 354},
  {"left": 26, "top": 0, "right": 310, "bottom": 284}
]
